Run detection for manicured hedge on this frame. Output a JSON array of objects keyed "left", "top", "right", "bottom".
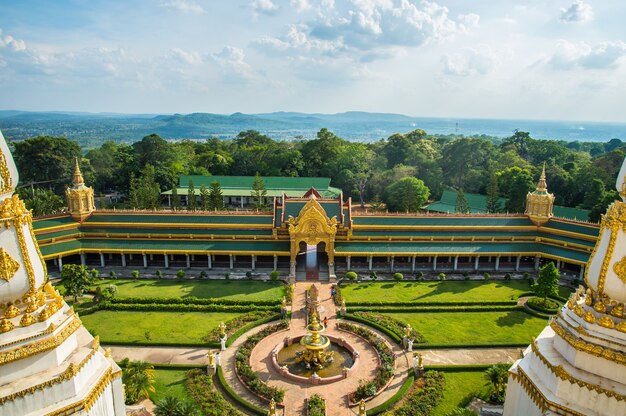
[
  {"left": 216, "top": 366, "right": 266, "bottom": 416},
  {"left": 368, "top": 372, "right": 415, "bottom": 415},
  {"left": 110, "top": 296, "right": 280, "bottom": 306},
  {"left": 526, "top": 297, "right": 561, "bottom": 314},
  {"left": 348, "top": 305, "right": 523, "bottom": 313},
  {"left": 343, "top": 314, "right": 403, "bottom": 345},
  {"left": 352, "top": 311, "right": 426, "bottom": 344},
  {"left": 518, "top": 292, "right": 567, "bottom": 303},
  {"left": 412, "top": 342, "right": 529, "bottom": 349},
  {"left": 225, "top": 313, "right": 282, "bottom": 347},
  {"left": 346, "top": 300, "right": 517, "bottom": 307},
  {"left": 186, "top": 369, "right": 241, "bottom": 416},
  {"left": 97, "top": 301, "right": 279, "bottom": 313},
  {"left": 387, "top": 371, "right": 445, "bottom": 416}
]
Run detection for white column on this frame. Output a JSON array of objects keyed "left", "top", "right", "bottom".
[
  {"left": 150, "top": 254, "right": 154, "bottom": 261},
  {"left": 453, "top": 256, "right": 458, "bottom": 271},
  {"left": 80, "top": 253, "right": 86, "bottom": 266},
  {"left": 58, "top": 256, "right": 63, "bottom": 272},
  {"left": 129, "top": 253, "right": 133, "bottom": 261},
  {"left": 229, "top": 254, "right": 234, "bottom": 270},
  {"left": 390, "top": 257, "right": 394, "bottom": 271},
  {"left": 432, "top": 256, "right": 438, "bottom": 271},
  {"left": 191, "top": 254, "right": 195, "bottom": 261},
  {"left": 495, "top": 256, "right": 500, "bottom": 271},
  {"left": 534, "top": 257, "right": 540, "bottom": 271},
  {"left": 164, "top": 254, "right": 169, "bottom": 269},
  {"left": 208, "top": 254, "right": 212, "bottom": 269},
  {"left": 240, "top": 198, "right": 244, "bottom": 208},
  {"left": 121, "top": 253, "right": 126, "bottom": 268},
  {"left": 579, "top": 266, "right": 585, "bottom": 280},
  {"left": 515, "top": 256, "right": 521, "bottom": 272},
  {"left": 411, "top": 256, "right": 416, "bottom": 271},
  {"left": 186, "top": 254, "right": 191, "bottom": 269},
  {"left": 252, "top": 255, "right": 256, "bottom": 270},
  {"left": 474, "top": 256, "right": 479, "bottom": 271},
  {"left": 273, "top": 254, "right": 277, "bottom": 270},
  {"left": 143, "top": 254, "right": 148, "bottom": 269},
  {"left": 368, "top": 256, "right": 373, "bottom": 271},
  {"left": 100, "top": 253, "right": 105, "bottom": 268},
  {"left": 347, "top": 256, "right": 351, "bottom": 270},
  {"left": 556, "top": 260, "right": 561, "bottom": 269}
]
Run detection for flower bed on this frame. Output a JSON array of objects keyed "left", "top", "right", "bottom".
[
  {"left": 307, "top": 394, "right": 326, "bottom": 416},
  {"left": 203, "top": 310, "right": 276, "bottom": 343},
  {"left": 388, "top": 371, "right": 445, "bottom": 416},
  {"left": 336, "top": 321, "right": 395, "bottom": 403},
  {"left": 185, "top": 369, "right": 242, "bottom": 416},
  {"left": 353, "top": 311, "right": 425, "bottom": 344},
  {"left": 235, "top": 321, "right": 288, "bottom": 403}
]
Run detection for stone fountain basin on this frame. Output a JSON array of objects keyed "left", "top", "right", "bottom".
[{"left": 271, "top": 335, "right": 359, "bottom": 385}]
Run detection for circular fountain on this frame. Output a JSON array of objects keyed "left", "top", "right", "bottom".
[{"left": 295, "top": 313, "right": 334, "bottom": 370}]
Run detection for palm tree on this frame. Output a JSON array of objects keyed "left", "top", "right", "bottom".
[
  {"left": 485, "top": 363, "right": 510, "bottom": 402},
  {"left": 122, "top": 360, "right": 155, "bottom": 404},
  {"left": 448, "top": 408, "right": 478, "bottom": 416},
  {"left": 155, "top": 396, "right": 182, "bottom": 416},
  {"left": 176, "top": 401, "right": 200, "bottom": 416}
]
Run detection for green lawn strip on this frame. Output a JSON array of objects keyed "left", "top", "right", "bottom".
[
  {"left": 76, "top": 279, "right": 284, "bottom": 302},
  {"left": 381, "top": 311, "right": 547, "bottom": 346},
  {"left": 150, "top": 369, "right": 190, "bottom": 404},
  {"left": 431, "top": 370, "right": 494, "bottom": 416},
  {"left": 341, "top": 281, "right": 533, "bottom": 304},
  {"left": 81, "top": 310, "right": 243, "bottom": 346}
]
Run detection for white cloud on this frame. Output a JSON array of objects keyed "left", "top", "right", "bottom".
[
  {"left": 0, "top": 29, "right": 27, "bottom": 52},
  {"left": 560, "top": 1, "right": 593, "bottom": 23},
  {"left": 251, "top": 0, "right": 279, "bottom": 16},
  {"left": 442, "top": 46, "right": 499, "bottom": 76},
  {"left": 290, "top": 0, "right": 312, "bottom": 13},
  {"left": 548, "top": 40, "right": 626, "bottom": 70},
  {"left": 211, "top": 46, "right": 257, "bottom": 81},
  {"left": 169, "top": 48, "right": 203, "bottom": 65},
  {"left": 160, "top": 0, "right": 205, "bottom": 14}
]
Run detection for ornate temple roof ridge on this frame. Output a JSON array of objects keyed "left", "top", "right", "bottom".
[{"left": 71, "top": 158, "right": 84, "bottom": 188}]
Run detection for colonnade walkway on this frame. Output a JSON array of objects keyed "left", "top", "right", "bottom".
[{"left": 106, "top": 281, "right": 524, "bottom": 415}]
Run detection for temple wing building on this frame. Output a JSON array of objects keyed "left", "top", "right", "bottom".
[
  {"left": 0, "top": 131, "right": 125, "bottom": 416},
  {"left": 503, "top": 157, "right": 626, "bottom": 415}
]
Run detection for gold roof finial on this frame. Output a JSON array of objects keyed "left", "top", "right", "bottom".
[
  {"left": 537, "top": 162, "right": 547, "bottom": 192},
  {"left": 72, "top": 158, "right": 84, "bottom": 187}
]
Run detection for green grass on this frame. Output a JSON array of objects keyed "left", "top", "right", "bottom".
[
  {"left": 382, "top": 311, "right": 547, "bottom": 345},
  {"left": 81, "top": 311, "right": 243, "bottom": 344},
  {"left": 150, "top": 369, "right": 190, "bottom": 404},
  {"left": 341, "top": 281, "right": 533, "bottom": 303},
  {"left": 82, "top": 279, "right": 284, "bottom": 301},
  {"left": 432, "top": 371, "right": 493, "bottom": 416}
]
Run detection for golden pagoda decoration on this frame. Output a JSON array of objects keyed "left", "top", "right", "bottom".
[
  {"left": 65, "top": 158, "right": 95, "bottom": 221},
  {"left": 525, "top": 163, "right": 554, "bottom": 226}
]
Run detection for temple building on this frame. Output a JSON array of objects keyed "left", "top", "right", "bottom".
[
  {"left": 503, "top": 158, "right": 626, "bottom": 415},
  {"left": 31, "top": 154, "right": 598, "bottom": 283},
  {"left": 0, "top": 131, "right": 125, "bottom": 415}
]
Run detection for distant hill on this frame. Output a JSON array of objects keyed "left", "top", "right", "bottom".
[{"left": 0, "top": 110, "right": 624, "bottom": 147}]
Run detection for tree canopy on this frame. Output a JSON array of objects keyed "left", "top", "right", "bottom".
[{"left": 384, "top": 177, "right": 430, "bottom": 213}]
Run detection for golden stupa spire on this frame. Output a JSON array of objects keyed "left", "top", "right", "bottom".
[
  {"left": 536, "top": 162, "right": 547, "bottom": 192},
  {"left": 72, "top": 157, "right": 84, "bottom": 187}
]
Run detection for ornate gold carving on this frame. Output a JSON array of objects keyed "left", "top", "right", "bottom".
[
  {"left": 0, "top": 145, "right": 13, "bottom": 194},
  {"left": 0, "top": 247, "right": 20, "bottom": 281},
  {"left": 0, "top": 315, "right": 81, "bottom": 365},
  {"left": 594, "top": 301, "right": 607, "bottom": 313},
  {"left": 583, "top": 311, "right": 596, "bottom": 323},
  {"left": 92, "top": 335, "right": 100, "bottom": 350},
  {"left": 4, "top": 304, "right": 19, "bottom": 318},
  {"left": 617, "top": 321, "right": 626, "bottom": 333},
  {"left": 530, "top": 340, "right": 626, "bottom": 402},
  {"left": 598, "top": 316, "right": 616, "bottom": 329},
  {"left": 551, "top": 320, "right": 626, "bottom": 366},
  {"left": 574, "top": 304, "right": 584, "bottom": 317},
  {"left": 20, "top": 313, "right": 35, "bottom": 327},
  {"left": 614, "top": 256, "right": 626, "bottom": 284},
  {"left": 287, "top": 198, "right": 338, "bottom": 263},
  {"left": 611, "top": 303, "right": 624, "bottom": 318},
  {"left": 0, "top": 318, "right": 14, "bottom": 333}
]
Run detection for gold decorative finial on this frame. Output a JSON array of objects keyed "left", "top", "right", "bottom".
[
  {"left": 537, "top": 162, "right": 547, "bottom": 192},
  {"left": 72, "top": 158, "right": 84, "bottom": 187},
  {"left": 525, "top": 162, "right": 554, "bottom": 226}
]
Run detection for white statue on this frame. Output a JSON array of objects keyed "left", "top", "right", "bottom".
[
  {"left": 216, "top": 353, "right": 221, "bottom": 367},
  {"left": 407, "top": 339, "right": 413, "bottom": 352},
  {"left": 220, "top": 336, "right": 227, "bottom": 351}
]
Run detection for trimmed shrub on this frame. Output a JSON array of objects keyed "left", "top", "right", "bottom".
[
  {"left": 483, "top": 272, "right": 490, "bottom": 280},
  {"left": 270, "top": 270, "right": 279, "bottom": 281},
  {"left": 132, "top": 270, "right": 139, "bottom": 279},
  {"left": 246, "top": 271, "right": 253, "bottom": 280},
  {"left": 392, "top": 272, "right": 404, "bottom": 282},
  {"left": 224, "top": 272, "right": 230, "bottom": 280},
  {"left": 199, "top": 270, "right": 207, "bottom": 279},
  {"left": 370, "top": 271, "right": 378, "bottom": 280},
  {"left": 90, "top": 269, "right": 99, "bottom": 280},
  {"left": 439, "top": 273, "right": 446, "bottom": 281},
  {"left": 176, "top": 269, "right": 186, "bottom": 279},
  {"left": 415, "top": 271, "right": 424, "bottom": 281},
  {"left": 504, "top": 273, "right": 512, "bottom": 280},
  {"left": 345, "top": 271, "right": 358, "bottom": 281},
  {"left": 307, "top": 394, "right": 326, "bottom": 416},
  {"left": 156, "top": 270, "right": 163, "bottom": 279},
  {"left": 526, "top": 296, "right": 560, "bottom": 314},
  {"left": 109, "top": 270, "right": 117, "bottom": 280}
]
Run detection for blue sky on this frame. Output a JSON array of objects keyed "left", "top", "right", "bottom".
[{"left": 1, "top": 0, "right": 625, "bottom": 121}]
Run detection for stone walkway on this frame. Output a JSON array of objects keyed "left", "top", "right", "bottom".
[{"left": 104, "top": 281, "right": 524, "bottom": 415}]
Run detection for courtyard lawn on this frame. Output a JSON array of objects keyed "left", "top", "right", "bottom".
[
  {"left": 432, "top": 371, "right": 493, "bottom": 416},
  {"left": 341, "top": 280, "right": 533, "bottom": 304},
  {"left": 86, "top": 279, "right": 283, "bottom": 302},
  {"left": 382, "top": 311, "right": 547, "bottom": 346},
  {"left": 150, "top": 369, "right": 190, "bottom": 404},
  {"left": 81, "top": 311, "right": 242, "bottom": 345}
]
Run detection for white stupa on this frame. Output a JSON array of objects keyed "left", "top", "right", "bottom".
[
  {"left": 0, "top": 130, "right": 125, "bottom": 415},
  {"left": 504, "top": 158, "right": 626, "bottom": 415}
]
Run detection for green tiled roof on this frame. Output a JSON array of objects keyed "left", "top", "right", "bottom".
[
  {"left": 179, "top": 175, "right": 331, "bottom": 190},
  {"left": 37, "top": 229, "right": 82, "bottom": 240},
  {"left": 39, "top": 238, "right": 290, "bottom": 256},
  {"left": 84, "top": 213, "right": 273, "bottom": 225},
  {"left": 283, "top": 201, "right": 341, "bottom": 221},
  {"left": 542, "top": 219, "right": 599, "bottom": 237},
  {"left": 33, "top": 215, "right": 78, "bottom": 230},
  {"left": 352, "top": 216, "right": 533, "bottom": 227},
  {"left": 552, "top": 206, "right": 590, "bottom": 222},
  {"left": 79, "top": 227, "right": 273, "bottom": 236}
]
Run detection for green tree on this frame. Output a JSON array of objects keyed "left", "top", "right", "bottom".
[
  {"left": 17, "top": 187, "right": 65, "bottom": 217},
  {"left": 171, "top": 185, "right": 181, "bottom": 210},
  {"left": 455, "top": 189, "right": 470, "bottom": 213},
  {"left": 155, "top": 396, "right": 182, "bottom": 416},
  {"left": 485, "top": 363, "right": 509, "bottom": 403},
  {"left": 208, "top": 181, "right": 224, "bottom": 210},
  {"left": 534, "top": 262, "right": 560, "bottom": 306},
  {"left": 123, "top": 360, "right": 155, "bottom": 404},
  {"left": 128, "top": 164, "right": 162, "bottom": 210},
  {"left": 200, "top": 184, "right": 209, "bottom": 211},
  {"left": 498, "top": 167, "right": 534, "bottom": 213},
  {"left": 187, "top": 178, "right": 196, "bottom": 211},
  {"left": 582, "top": 178, "right": 605, "bottom": 210},
  {"left": 251, "top": 172, "right": 267, "bottom": 210},
  {"left": 486, "top": 170, "right": 500, "bottom": 213},
  {"left": 384, "top": 177, "right": 430, "bottom": 212},
  {"left": 61, "top": 264, "right": 93, "bottom": 302}
]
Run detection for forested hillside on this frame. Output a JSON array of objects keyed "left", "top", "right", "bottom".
[{"left": 9, "top": 128, "right": 624, "bottom": 221}]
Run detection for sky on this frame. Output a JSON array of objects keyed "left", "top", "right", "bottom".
[{"left": 0, "top": 0, "right": 625, "bottom": 122}]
